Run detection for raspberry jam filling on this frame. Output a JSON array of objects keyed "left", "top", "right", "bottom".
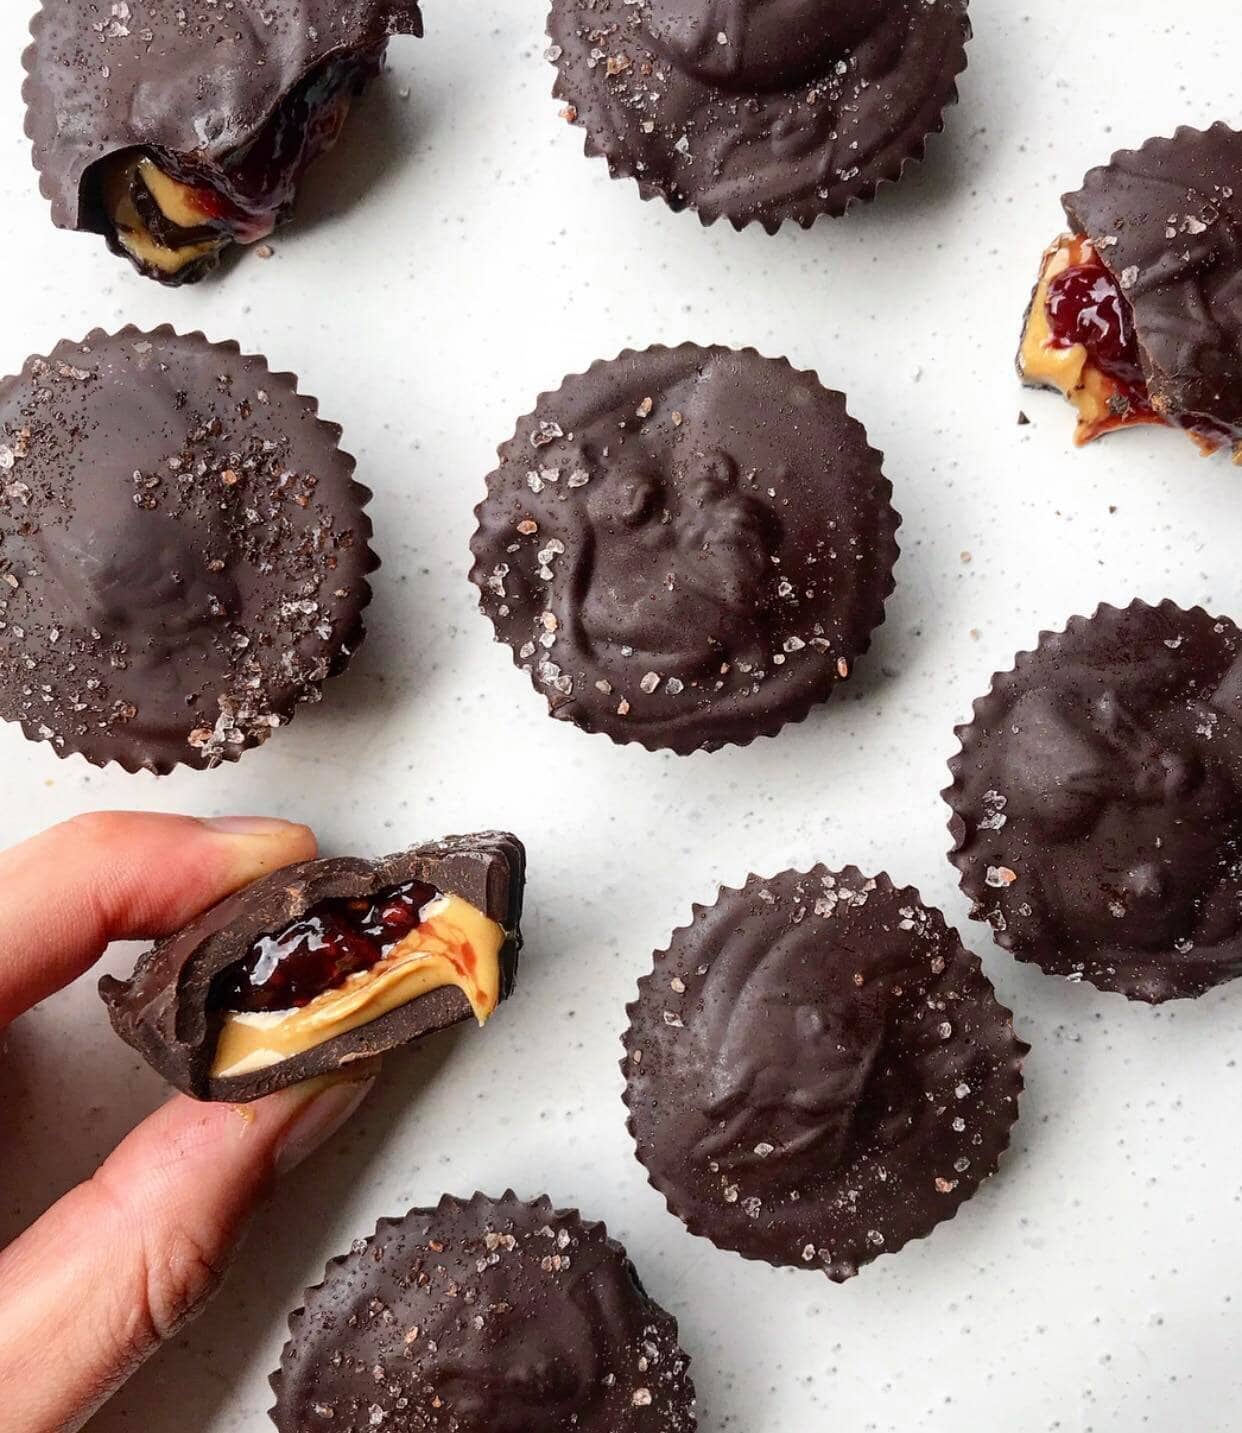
[
  {"left": 1045, "top": 252, "right": 1151, "bottom": 409},
  {"left": 207, "top": 879, "right": 507, "bottom": 1081},
  {"left": 93, "top": 50, "right": 382, "bottom": 279},
  {"left": 1019, "top": 235, "right": 1162, "bottom": 445},
  {"left": 210, "top": 879, "right": 442, "bottom": 1015}
]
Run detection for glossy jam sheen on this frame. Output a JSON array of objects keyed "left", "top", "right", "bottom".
[
  {"left": 209, "top": 879, "right": 441, "bottom": 1014},
  {"left": 1044, "top": 251, "right": 1157, "bottom": 424},
  {"left": 1046, "top": 258, "right": 1146, "bottom": 389}
]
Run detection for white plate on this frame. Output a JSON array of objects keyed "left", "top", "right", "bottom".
[{"left": 2, "top": 2, "right": 1241, "bottom": 1428}]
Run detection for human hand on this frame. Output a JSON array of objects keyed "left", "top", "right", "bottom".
[{"left": 0, "top": 813, "right": 379, "bottom": 1433}]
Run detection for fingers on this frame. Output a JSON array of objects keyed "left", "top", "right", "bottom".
[
  {"left": 0, "top": 812, "right": 316, "bottom": 1029},
  {"left": 0, "top": 1065, "right": 378, "bottom": 1433}
]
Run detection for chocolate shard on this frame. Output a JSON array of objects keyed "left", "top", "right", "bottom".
[
  {"left": 548, "top": 0, "right": 971, "bottom": 230},
  {"left": 946, "top": 599, "right": 1242, "bottom": 1003},
  {"left": 0, "top": 326, "right": 375, "bottom": 774},
  {"left": 24, "top": 0, "right": 423, "bottom": 282},
  {"left": 99, "top": 833, "right": 525, "bottom": 1101},
  {"left": 623, "top": 868, "right": 1027, "bottom": 1280},
  {"left": 469, "top": 344, "right": 900, "bottom": 754},
  {"left": 1061, "top": 123, "right": 1242, "bottom": 441},
  {"left": 269, "top": 1192, "right": 697, "bottom": 1432}
]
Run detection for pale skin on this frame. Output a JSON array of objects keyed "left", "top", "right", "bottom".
[{"left": 0, "top": 812, "right": 379, "bottom": 1433}]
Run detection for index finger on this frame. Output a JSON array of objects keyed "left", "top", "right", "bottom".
[{"left": 0, "top": 812, "right": 316, "bottom": 1029}]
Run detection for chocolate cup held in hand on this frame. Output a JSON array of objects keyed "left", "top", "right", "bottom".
[
  {"left": 623, "top": 868, "right": 1026, "bottom": 1281},
  {"left": 23, "top": 0, "right": 423, "bottom": 285},
  {"left": 469, "top": 344, "right": 899, "bottom": 754},
  {"left": 99, "top": 834, "right": 525, "bottom": 1102},
  {"left": 547, "top": 0, "right": 971, "bottom": 231},
  {"left": 1018, "top": 123, "right": 1242, "bottom": 456},
  {"left": 0, "top": 327, "right": 375, "bottom": 774},
  {"left": 269, "top": 1192, "right": 697, "bottom": 1433},
  {"left": 946, "top": 601, "right": 1242, "bottom": 1003}
]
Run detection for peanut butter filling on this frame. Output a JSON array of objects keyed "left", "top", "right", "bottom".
[
  {"left": 211, "top": 893, "right": 505, "bottom": 1080},
  {"left": 1018, "top": 235, "right": 1163, "bottom": 445},
  {"left": 99, "top": 154, "right": 226, "bottom": 276}
]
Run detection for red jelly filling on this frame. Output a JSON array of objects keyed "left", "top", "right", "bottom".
[
  {"left": 1045, "top": 251, "right": 1156, "bottom": 422},
  {"left": 210, "top": 879, "right": 441, "bottom": 1014}
]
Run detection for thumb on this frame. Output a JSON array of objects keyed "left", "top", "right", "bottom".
[
  {"left": 0, "top": 1064, "right": 377, "bottom": 1433},
  {"left": 0, "top": 812, "right": 318, "bottom": 1029}
]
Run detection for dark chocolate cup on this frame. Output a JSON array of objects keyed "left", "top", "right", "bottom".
[
  {"left": 23, "top": 0, "right": 424, "bottom": 280},
  {"left": 547, "top": 0, "right": 971, "bottom": 232},
  {"left": 99, "top": 834, "right": 525, "bottom": 1102},
  {"left": 469, "top": 343, "right": 900, "bottom": 755},
  {"left": 1060, "top": 123, "right": 1242, "bottom": 443},
  {"left": 0, "top": 325, "right": 376, "bottom": 775},
  {"left": 945, "top": 600, "right": 1242, "bottom": 1003},
  {"left": 269, "top": 1192, "right": 697, "bottom": 1432},
  {"left": 622, "top": 868, "right": 1027, "bottom": 1281}
]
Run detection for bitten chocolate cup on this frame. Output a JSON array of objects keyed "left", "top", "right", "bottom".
[
  {"left": 23, "top": 0, "right": 423, "bottom": 284},
  {"left": 547, "top": 0, "right": 971, "bottom": 231},
  {"left": 1018, "top": 123, "right": 1242, "bottom": 456},
  {"left": 469, "top": 344, "right": 900, "bottom": 754},
  {"left": 946, "top": 600, "right": 1242, "bottom": 1003},
  {"left": 99, "top": 833, "right": 525, "bottom": 1102},
  {"left": 269, "top": 1192, "right": 697, "bottom": 1432},
  {"left": 0, "top": 326, "right": 375, "bottom": 774},
  {"left": 623, "top": 868, "right": 1026, "bottom": 1281}
]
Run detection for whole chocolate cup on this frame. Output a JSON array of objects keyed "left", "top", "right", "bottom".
[
  {"left": 946, "top": 600, "right": 1242, "bottom": 1003},
  {"left": 1061, "top": 123, "right": 1242, "bottom": 439},
  {"left": 469, "top": 344, "right": 899, "bottom": 754},
  {"left": 0, "top": 326, "right": 375, "bottom": 774},
  {"left": 99, "top": 833, "right": 525, "bottom": 1102},
  {"left": 623, "top": 868, "right": 1026, "bottom": 1281},
  {"left": 547, "top": 0, "right": 971, "bottom": 231},
  {"left": 23, "top": 0, "right": 423, "bottom": 278},
  {"left": 269, "top": 1191, "right": 697, "bottom": 1432}
]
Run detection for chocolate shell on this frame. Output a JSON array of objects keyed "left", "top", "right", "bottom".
[
  {"left": 946, "top": 600, "right": 1242, "bottom": 1003},
  {"left": 469, "top": 344, "right": 899, "bottom": 754},
  {"left": 1061, "top": 123, "right": 1242, "bottom": 441},
  {"left": 623, "top": 868, "right": 1026, "bottom": 1280},
  {"left": 0, "top": 327, "right": 375, "bottom": 774},
  {"left": 23, "top": 0, "right": 423, "bottom": 279},
  {"left": 99, "top": 834, "right": 525, "bottom": 1101},
  {"left": 548, "top": 0, "right": 971, "bottom": 230},
  {"left": 270, "top": 1192, "right": 697, "bottom": 1432}
]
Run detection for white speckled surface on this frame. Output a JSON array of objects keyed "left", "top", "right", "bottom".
[{"left": 2, "top": 2, "right": 1242, "bottom": 1429}]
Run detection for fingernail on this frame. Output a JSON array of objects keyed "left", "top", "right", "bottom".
[
  {"left": 199, "top": 817, "right": 317, "bottom": 882},
  {"left": 274, "top": 1070, "right": 377, "bottom": 1176},
  {"left": 201, "top": 816, "right": 308, "bottom": 838}
]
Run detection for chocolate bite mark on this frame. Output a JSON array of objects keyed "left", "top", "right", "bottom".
[
  {"left": 947, "top": 600, "right": 1242, "bottom": 1003},
  {"left": 23, "top": 0, "right": 422, "bottom": 284},
  {"left": 1021, "top": 123, "right": 1242, "bottom": 457},
  {"left": 208, "top": 886, "right": 505, "bottom": 1080},
  {"left": 548, "top": 0, "right": 971, "bottom": 230},
  {"left": 623, "top": 868, "right": 1026, "bottom": 1280},
  {"left": 470, "top": 344, "right": 899, "bottom": 754},
  {"left": 269, "top": 1192, "right": 697, "bottom": 1433},
  {"left": 0, "top": 327, "right": 374, "bottom": 774},
  {"left": 99, "top": 833, "right": 525, "bottom": 1101}
]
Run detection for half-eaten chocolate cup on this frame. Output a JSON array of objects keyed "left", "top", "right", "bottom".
[
  {"left": 23, "top": 0, "right": 423, "bottom": 284},
  {"left": 1018, "top": 122, "right": 1242, "bottom": 457},
  {"left": 99, "top": 833, "right": 524, "bottom": 1101}
]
